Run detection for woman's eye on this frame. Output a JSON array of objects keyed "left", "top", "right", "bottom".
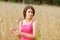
[
  {"left": 28, "top": 11, "right": 30, "bottom": 13},
  {"left": 28, "top": 11, "right": 33, "bottom": 13},
  {"left": 31, "top": 11, "right": 33, "bottom": 13}
]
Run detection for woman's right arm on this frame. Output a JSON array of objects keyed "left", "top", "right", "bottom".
[
  {"left": 16, "top": 21, "right": 22, "bottom": 38},
  {"left": 11, "top": 21, "right": 22, "bottom": 38}
]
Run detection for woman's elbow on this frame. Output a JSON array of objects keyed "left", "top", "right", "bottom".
[{"left": 32, "top": 35, "right": 36, "bottom": 39}]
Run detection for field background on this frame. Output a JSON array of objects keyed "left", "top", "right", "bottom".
[{"left": 0, "top": 2, "right": 60, "bottom": 40}]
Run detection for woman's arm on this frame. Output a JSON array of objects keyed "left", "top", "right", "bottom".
[
  {"left": 16, "top": 21, "right": 22, "bottom": 38},
  {"left": 10, "top": 21, "right": 22, "bottom": 38}
]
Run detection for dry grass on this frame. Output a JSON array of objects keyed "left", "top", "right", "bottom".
[{"left": 0, "top": 2, "right": 60, "bottom": 40}]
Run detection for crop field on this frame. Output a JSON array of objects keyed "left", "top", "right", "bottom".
[{"left": 0, "top": 2, "right": 60, "bottom": 40}]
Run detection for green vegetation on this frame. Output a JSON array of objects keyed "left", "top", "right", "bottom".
[
  {"left": 10, "top": 0, "right": 17, "bottom": 2},
  {"left": 0, "top": 0, "right": 60, "bottom": 6},
  {"left": 55, "top": 0, "right": 60, "bottom": 6}
]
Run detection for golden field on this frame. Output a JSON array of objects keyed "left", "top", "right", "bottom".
[{"left": 0, "top": 2, "right": 60, "bottom": 40}]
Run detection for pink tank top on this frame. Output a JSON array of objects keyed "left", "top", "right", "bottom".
[{"left": 20, "top": 20, "right": 35, "bottom": 40}]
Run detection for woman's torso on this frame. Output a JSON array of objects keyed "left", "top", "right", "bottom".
[{"left": 20, "top": 19, "right": 35, "bottom": 40}]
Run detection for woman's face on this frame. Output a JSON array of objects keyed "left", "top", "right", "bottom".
[{"left": 26, "top": 8, "right": 33, "bottom": 19}]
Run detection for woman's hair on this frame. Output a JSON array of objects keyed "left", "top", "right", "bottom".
[{"left": 23, "top": 5, "right": 35, "bottom": 19}]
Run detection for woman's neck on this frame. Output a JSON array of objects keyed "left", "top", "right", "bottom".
[{"left": 25, "top": 18, "right": 33, "bottom": 22}]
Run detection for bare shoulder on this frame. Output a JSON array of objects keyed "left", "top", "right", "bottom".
[
  {"left": 19, "top": 20, "right": 24, "bottom": 27},
  {"left": 33, "top": 20, "right": 38, "bottom": 25},
  {"left": 19, "top": 20, "right": 23, "bottom": 25},
  {"left": 32, "top": 20, "right": 38, "bottom": 28},
  {"left": 19, "top": 20, "right": 23, "bottom": 30},
  {"left": 19, "top": 21, "right": 22, "bottom": 25}
]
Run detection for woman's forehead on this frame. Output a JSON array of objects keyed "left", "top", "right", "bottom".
[{"left": 27, "top": 9, "right": 33, "bottom": 11}]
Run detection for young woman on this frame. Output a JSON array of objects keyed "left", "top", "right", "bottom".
[{"left": 10, "top": 5, "right": 38, "bottom": 40}]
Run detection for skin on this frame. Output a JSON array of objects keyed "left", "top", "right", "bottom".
[{"left": 10, "top": 8, "right": 38, "bottom": 39}]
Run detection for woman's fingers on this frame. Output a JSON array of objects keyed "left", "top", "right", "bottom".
[
  {"left": 10, "top": 28, "right": 16, "bottom": 33},
  {"left": 10, "top": 28, "right": 20, "bottom": 36}
]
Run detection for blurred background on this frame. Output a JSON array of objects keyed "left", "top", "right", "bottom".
[{"left": 0, "top": 0, "right": 60, "bottom": 40}]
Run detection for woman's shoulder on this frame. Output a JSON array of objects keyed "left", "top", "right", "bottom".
[
  {"left": 19, "top": 20, "right": 23, "bottom": 25},
  {"left": 33, "top": 19, "right": 38, "bottom": 25},
  {"left": 33, "top": 19, "right": 38, "bottom": 23}
]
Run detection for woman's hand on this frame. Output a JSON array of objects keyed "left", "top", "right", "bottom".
[
  {"left": 10, "top": 28, "right": 20, "bottom": 35},
  {"left": 10, "top": 28, "right": 20, "bottom": 38},
  {"left": 10, "top": 28, "right": 21, "bottom": 38},
  {"left": 10, "top": 28, "right": 16, "bottom": 33}
]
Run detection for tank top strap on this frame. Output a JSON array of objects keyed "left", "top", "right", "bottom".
[
  {"left": 21, "top": 20, "right": 23, "bottom": 26},
  {"left": 31, "top": 19, "right": 35, "bottom": 25}
]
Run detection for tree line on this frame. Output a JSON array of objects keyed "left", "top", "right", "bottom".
[{"left": 0, "top": 0, "right": 60, "bottom": 6}]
